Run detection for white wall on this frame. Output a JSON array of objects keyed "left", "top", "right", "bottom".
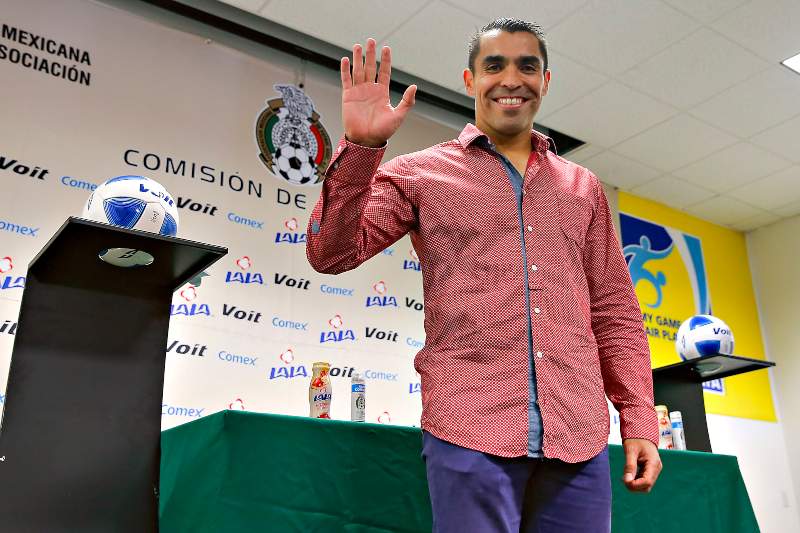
[{"left": 748, "top": 215, "right": 800, "bottom": 518}]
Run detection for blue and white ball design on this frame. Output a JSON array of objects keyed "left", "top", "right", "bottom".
[
  {"left": 676, "top": 315, "right": 734, "bottom": 360},
  {"left": 82, "top": 175, "right": 179, "bottom": 237}
]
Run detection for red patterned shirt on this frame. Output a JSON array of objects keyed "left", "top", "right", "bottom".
[{"left": 306, "top": 123, "right": 659, "bottom": 461}]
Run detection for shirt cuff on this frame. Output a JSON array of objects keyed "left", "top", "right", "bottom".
[{"left": 324, "top": 137, "right": 387, "bottom": 183}]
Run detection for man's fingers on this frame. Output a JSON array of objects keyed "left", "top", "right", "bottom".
[
  {"left": 622, "top": 450, "right": 638, "bottom": 483},
  {"left": 364, "top": 38, "right": 377, "bottom": 83},
  {"left": 625, "top": 456, "right": 661, "bottom": 492},
  {"left": 352, "top": 43, "right": 364, "bottom": 84},
  {"left": 377, "top": 46, "right": 391, "bottom": 86},
  {"left": 396, "top": 84, "right": 417, "bottom": 113},
  {"left": 340, "top": 57, "right": 352, "bottom": 89}
]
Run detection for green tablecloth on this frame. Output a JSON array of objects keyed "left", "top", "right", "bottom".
[{"left": 160, "top": 411, "right": 758, "bottom": 532}]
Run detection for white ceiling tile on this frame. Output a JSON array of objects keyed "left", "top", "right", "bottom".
[
  {"left": 582, "top": 151, "right": 661, "bottom": 189},
  {"left": 728, "top": 210, "right": 782, "bottom": 232},
  {"left": 713, "top": 0, "right": 800, "bottom": 62},
  {"left": 672, "top": 142, "right": 792, "bottom": 193},
  {"left": 536, "top": 51, "right": 607, "bottom": 119},
  {"left": 774, "top": 200, "right": 800, "bottom": 218},
  {"left": 689, "top": 66, "right": 800, "bottom": 138},
  {"left": 220, "top": 0, "right": 269, "bottom": 13},
  {"left": 546, "top": 0, "right": 699, "bottom": 75},
  {"left": 542, "top": 81, "right": 676, "bottom": 147},
  {"left": 621, "top": 28, "right": 769, "bottom": 109},
  {"left": 261, "top": 0, "right": 431, "bottom": 51},
  {"left": 382, "top": 2, "right": 487, "bottom": 89},
  {"left": 613, "top": 114, "right": 738, "bottom": 172},
  {"left": 629, "top": 175, "right": 716, "bottom": 209},
  {"left": 750, "top": 115, "right": 800, "bottom": 164},
  {"left": 661, "top": 0, "right": 748, "bottom": 24},
  {"left": 685, "top": 195, "right": 764, "bottom": 226},
  {"left": 727, "top": 166, "right": 800, "bottom": 210},
  {"left": 445, "top": 0, "right": 588, "bottom": 30},
  {"left": 561, "top": 143, "right": 603, "bottom": 163}
]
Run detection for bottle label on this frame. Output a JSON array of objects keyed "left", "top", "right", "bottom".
[{"left": 352, "top": 384, "right": 365, "bottom": 393}]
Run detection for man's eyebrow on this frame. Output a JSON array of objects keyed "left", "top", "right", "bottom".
[
  {"left": 482, "top": 55, "right": 507, "bottom": 65},
  {"left": 517, "top": 55, "right": 542, "bottom": 66}
]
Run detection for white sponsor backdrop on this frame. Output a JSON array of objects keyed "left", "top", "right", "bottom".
[{"left": 0, "top": 1, "right": 798, "bottom": 530}]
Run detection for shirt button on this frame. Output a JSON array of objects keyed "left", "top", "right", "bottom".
[
  {"left": 536, "top": 351, "right": 543, "bottom": 358},
  {"left": 530, "top": 264, "right": 538, "bottom": 272},
  {"left": 527, "top": 225, "right": 533, "bottom": 232},
  {"left": 534, "top": 307, "right": 541, "bottom": 314},
  {"left": 332, "top": 162, "right": 339, "bottom": 171}
]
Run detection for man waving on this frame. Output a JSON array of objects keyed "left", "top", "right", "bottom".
[{"left": 307, "top": 18, "right": 661, "bottom": 533}]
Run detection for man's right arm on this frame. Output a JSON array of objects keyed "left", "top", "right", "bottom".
[
  {"left": 305, "top": 139, "right": 417, "bottom": 274},
  {"left": 306, "top": 37, "right": 418, "bottom": 275}
]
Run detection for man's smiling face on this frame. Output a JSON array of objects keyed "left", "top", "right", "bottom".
[{"left": 464, "top": 30, "right": 550, "bottom": 140}]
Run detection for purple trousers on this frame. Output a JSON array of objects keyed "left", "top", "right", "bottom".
[{"left": 422, "top": 432, "right": 612, "bottom": 533}]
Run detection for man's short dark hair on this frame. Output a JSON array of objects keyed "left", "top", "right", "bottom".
[{"left": 468, "top": 18, "right": 548, "bottom": 73}]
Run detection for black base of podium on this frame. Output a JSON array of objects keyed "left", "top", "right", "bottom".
[{"left": 0, "top": 218, "right": 225, "bottom": 532}]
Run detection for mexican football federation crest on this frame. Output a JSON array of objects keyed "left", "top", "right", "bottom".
[{"left": 256, "top": 84, "right": 332, "bottom": 186}]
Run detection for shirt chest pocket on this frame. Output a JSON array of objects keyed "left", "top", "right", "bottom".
[{"left": 557, "top": 193, "right": 593, "bottom": 250}]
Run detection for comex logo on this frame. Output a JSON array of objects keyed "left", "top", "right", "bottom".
[
  {"left": 320, "top": 314, "right": 356, "bottom": 343},
  {"left": 275, "top": 217, "right": 307, "bottom": 244},
  {"left": 170, "top": 284, "right": 211, "bottom": 316},
  {"left": 366, "top": 280, "right": 398, "bottom": 308},
  {"left": 269, "top": 348, "right": 308, "bottom": 379},
  {"left": 226, "top": 255, "right": 264, "bottom": 285},
  {"left": 0, "top": 256, "right": 25, "bottom": 290}
]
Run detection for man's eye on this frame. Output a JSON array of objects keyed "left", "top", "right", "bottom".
[
  {"left": 522, "top": 64, "right": 538, "bottom": 72},
  {"left": 485, "top": 64, "right": 500, "bottom": 71}
]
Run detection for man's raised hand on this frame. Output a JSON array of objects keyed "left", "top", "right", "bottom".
[{"left": 341, "top": 38, "right": 417, "bottom": 148}]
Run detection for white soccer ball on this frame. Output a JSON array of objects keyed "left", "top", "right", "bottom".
[
  {"left": 273, "top": 142, "right": 317, "bottom": 185},
  {"left": 82, "top": 175, "right": 179, "bottom": 237},
  {"left": 676, "top": 315, "right": 734, "bottom": 360}
]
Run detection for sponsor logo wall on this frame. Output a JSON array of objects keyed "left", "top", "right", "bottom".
[{"left": 0, "top": 0, "right": 458, "bottom": 430}]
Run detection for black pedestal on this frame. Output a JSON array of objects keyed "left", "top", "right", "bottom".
[
  {"left": 652, "top": 354, "right": 775, "bottom": 452},
  {"left": 0, "top": 218, "right": 226, "bottom": 532}
]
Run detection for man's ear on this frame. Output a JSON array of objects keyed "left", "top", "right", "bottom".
[
  {"left": 541, "top": 69, "right": 551, "bottom": 97},
  {"left": 463, "top": 68, "right": 475, "bottom": 97}
]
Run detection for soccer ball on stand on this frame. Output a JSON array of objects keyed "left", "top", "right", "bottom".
[
  {"left": 675, "top": 315, "right": 734, "bottom": 360},
  {"left": 82, "top": 175, "right": 179, "bottom": 237},
  {"left": 273, "top": 142, "right": 317, "bottom": 185}
]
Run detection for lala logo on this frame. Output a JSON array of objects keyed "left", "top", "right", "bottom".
[
  {"left": 279, "top": 347, "right": 295, "bottom": 364},
  {"left": 403, "top": 248, "right": 421, "bottom": 272},
  {"left": 275, "top": 217, "right": 307, "bottom": 244},
  {"left": 226, "top": 255, "right": 264, "bottom": 285},
  {"left": 366, "top": 280, "right": 398, "bottom": 308},
  {"left": 171, "top": 284, "right": 211, "bottom": 316},
  {"left": 320, "top": 314, "right": 356, "bottom": 343},
  {"left": 269, "top": 349, "right": 308, "bottom": 379},
  {"left": 229, "top": 398, "right": 246, "bottom": 410},
  {"left": 0, "top": 256, "right": 26, "bottom": 290},
  {"left": 377, "top": 411, "right": 392, "bottom": 424}
]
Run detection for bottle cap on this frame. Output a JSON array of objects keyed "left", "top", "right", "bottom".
[
  {"left": 669, "top": 411, "right": 682, "bottom": 420},
  {"left": 312, "top": 361, "right": 330, "bottom": 368},
  {"left": 352, "top": 372, "right": 361, "bottom": 379}
]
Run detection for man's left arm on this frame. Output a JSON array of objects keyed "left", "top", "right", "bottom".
[{"left": 582, "top": 175, "right": 661, "bottom": 492}]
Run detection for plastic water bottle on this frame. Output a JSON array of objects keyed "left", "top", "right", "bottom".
[
  {"left": 670, "top": 411, "right": 686, "bottom": 450},
  {"left": 351, "top": 373, "right": 365, "bottom": 422}
]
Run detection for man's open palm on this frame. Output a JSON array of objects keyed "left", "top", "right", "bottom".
[{"left": 341, "top": 38, "right": 417, "bottom": 147}]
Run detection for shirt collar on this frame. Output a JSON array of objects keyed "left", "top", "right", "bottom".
[{"left": 457, "top": 123, "right": 555, "bottom": 154}]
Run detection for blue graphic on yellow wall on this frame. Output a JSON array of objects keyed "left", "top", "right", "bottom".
[
  {"left": 621, "top": 214, "right": 711, "bottom": 315},
  {"left": 620, "top": 213, "right": 723, "bottom": 394}
]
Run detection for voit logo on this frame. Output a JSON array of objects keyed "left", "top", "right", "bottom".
[
  {"left": 0, "top": 257, "right": 25, "bottom": 291},
  {"left": 365, "top": 280, "right": 398, "bottom": 308},
  {"left": 177, "top": 196, "right": 218, "bottom": 217},
  {"left": 225, "top": 256, "right": 265, "bottom": 285},
  {"left": 403, "top": 248, "right": 421, "bottom": 272},
  {"left": 320, "top": 314, "right": 356, "bottom": 344},
  {"left": 170, "top": 285, "right": 211, "bottom": 317},
  {"left": 268, "top": 348, "right": 309, "bottom": 379},
  {"left": 0, "top": 153, "right": 48, "bottom": 181},
  {"left": 167, "top": 339, "right": 207, "bottom": 357},
  {"left": 1, "top": 319, "right": 17, "bottom": 336},
  {"left": 275, "top": 217, "right": 307, "bottom": 245}
]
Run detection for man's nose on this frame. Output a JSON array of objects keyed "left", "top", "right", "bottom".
[{"left": 499, "top": 67, "right": 522, "bottom": 89}]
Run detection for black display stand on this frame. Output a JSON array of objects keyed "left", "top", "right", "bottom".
[
  {"left": 652, "top": 354, "right": 775, "bottom": 452},
  {"left": 0, "top": 218, "right": 226, "bottom": 532}
]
